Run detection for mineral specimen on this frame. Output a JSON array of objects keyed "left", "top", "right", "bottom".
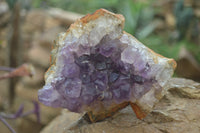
[{"left": 38, "top": 9, "right": 176, "bottom": 122}]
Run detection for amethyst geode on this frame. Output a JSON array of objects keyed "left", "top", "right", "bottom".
[{"left": 38, "top": 9, "right": 176, "bottom": 120}]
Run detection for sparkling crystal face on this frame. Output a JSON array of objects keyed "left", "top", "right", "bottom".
[
  {"left": 38, "top": 9, "right": 176, "bottom": 117},
  {"left": 39, "top": 36, "right": 156, "bottom": 112}
]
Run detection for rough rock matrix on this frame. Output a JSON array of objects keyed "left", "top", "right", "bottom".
[
  {"left": 40, "top": 78, "right": 200, "bottom": 133},
  {"left": 38, "top": 9, "right": 176, "bottom": 121}
]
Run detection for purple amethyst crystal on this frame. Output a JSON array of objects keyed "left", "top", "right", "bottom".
[{"left": 38, "top": 9, "right": 176, "bottom": 115}]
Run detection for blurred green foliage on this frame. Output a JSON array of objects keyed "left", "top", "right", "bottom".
[
  {"left": 32, "top": 0, "right": 200, "bottom": 62},
  {"left": 174, "top": 0, "right": 196, "bottom": 40},
  {"left": 33, "top": 0, "right": 154, "bottom": 36},
  {"left": 142, "top": 35, "right": 200, "bottom": 62},
  {"left": 6, "top": 0, "right": 17, "bottom": 9}
]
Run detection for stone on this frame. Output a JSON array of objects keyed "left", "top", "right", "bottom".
[
  {"left": 38, "top": 9, "right": 176, "bottom": 122},
  {"left": 39, "top": 27, "right": 64, "bottom": 50},
  {"left": 28, "top": 45, "right": 50, "bottom": 68},
  {"left": 47, "top": 8, "right": 83, "bottom": 26},
  {"left": 176, "top": 46, "right": 200, "bottom": 82},
  {"left": 23, "top": 9, "right": 47, "bottom": 33},
  {"left": 40, "top": 109, "right": 82, "bottom": 133},
  {"left": 40, "top": 78, "right": 200, "bottom": 133}
]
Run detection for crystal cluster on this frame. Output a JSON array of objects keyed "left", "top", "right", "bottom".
[{"left": 38, "top": 9, "right": 176, "bottom": 118}]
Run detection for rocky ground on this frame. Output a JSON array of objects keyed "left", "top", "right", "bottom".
[
  {"left": 41, "top": 78, "right": 200, "bottom": 133},
  {"left": 0, "top": 1, "right": 200, "bottom": 133}
]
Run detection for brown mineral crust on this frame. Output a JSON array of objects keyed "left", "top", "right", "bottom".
[
  {"left": 39, "top": 8, "right": 176, "bottom": 122},
  {"left": 45, "top": 9, "right": 176, "bottom": 85},
  {"left": 44, "top": 9, "right": 126, "bottom": 83},
  {"left": 45, "top": 9, "right": 176, "bottom": 81},
  {"left": 65, "top": 9, "right": 125, "bottom": 35},
  {"left": 87, "top": 102, "right": 129, "bottom": 122},
  {"left": 147, "top": 47, "right": 177, "bottom": 69},
  {"left": 123, "top": 31, "right": 177, "bottom": 69},
  {"left": 130, "top": 102, "right": 147, "bottom": 120}
]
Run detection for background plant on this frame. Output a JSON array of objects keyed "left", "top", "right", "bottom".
[{"left": 32, "top": 0, "right": 200, "bottom": 62}]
